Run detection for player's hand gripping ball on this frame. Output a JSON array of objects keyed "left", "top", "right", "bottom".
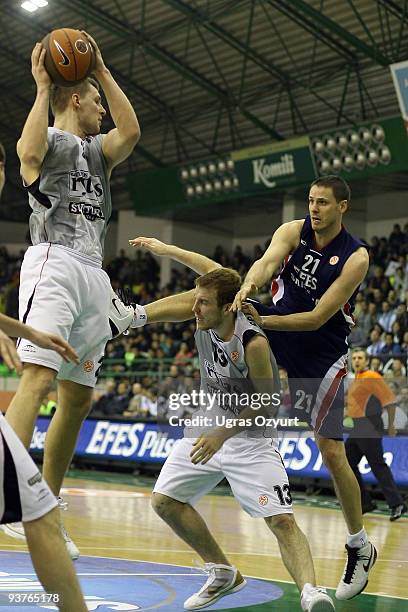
[{"left": 42, "top": 28, "right": 95, "bottom": 87}]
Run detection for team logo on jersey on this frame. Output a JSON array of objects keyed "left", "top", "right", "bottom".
[
  {"left": 231, "top": 351, "right": 239, "bottom": 362},
  {"left": 259, "top": 495, "right": 269, "bottom": 506},
  {"left": 83, "top": 360, "right": 94, "bottom": 372},
  {"left": 329, "top": 256, "right": 339, "bottom": 265}
]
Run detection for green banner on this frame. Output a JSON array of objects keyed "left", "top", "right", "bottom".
[{"left": 232, "top": 136, "right": 317, "bottom": 191}]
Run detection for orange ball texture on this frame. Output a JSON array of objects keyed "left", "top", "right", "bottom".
[{"left": 42, "top": 28, "right": 96, "bottom": 87}]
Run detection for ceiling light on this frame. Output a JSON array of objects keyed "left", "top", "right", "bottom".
[
  {"left": 21, "top": 1, "right": 38, "bottom": 11},
  {"left": 33, "top": 0, "right": 48, "bottom": 6}
]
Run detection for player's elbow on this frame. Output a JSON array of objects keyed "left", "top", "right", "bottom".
[{"left": 308, "top": 312, "right": 325, "bottom": 331}]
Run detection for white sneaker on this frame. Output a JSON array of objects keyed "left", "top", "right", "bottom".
[
  {"left": 301, "top": 584, "right": 335, "bottom": 611},
  {"left": 57, "top": 496, "right": 80, "bottom": 561},
  {"left": 0, "top": 522, "right": 26, "bottom": 541},
  {"left": 184, "top": 563, "right": 246, "bottom": 610},
  {"left": 335, "top": 542, "right": 377, "bottom": 600},
  {"left": 109, "top": 287, "right": 135, "bottom": 337}
]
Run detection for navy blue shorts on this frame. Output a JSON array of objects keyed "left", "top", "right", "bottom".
[{"left": 249, "top": 300, "right": 348, "bottom": 439}]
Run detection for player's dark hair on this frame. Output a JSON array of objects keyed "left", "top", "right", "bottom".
[
  {"left": 0, "top": 142, "right": 5, "bottom": 163},
  {"left": 310, "top": 175, "right": 351, "bottom": 203},
  {"left": 196, "top": 267, "right": 241, "bottom": 307},
  {"left": 50, "top": 76, "right": 100, "bottom": 116}
]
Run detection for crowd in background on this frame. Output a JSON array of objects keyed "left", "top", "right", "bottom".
[{"left": 0, "top": 224, "right": 407, "bottom": 427}]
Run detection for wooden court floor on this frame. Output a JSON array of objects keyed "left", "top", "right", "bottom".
[{"left": 0, "top": 472, "right": 406, "bottom": 610}]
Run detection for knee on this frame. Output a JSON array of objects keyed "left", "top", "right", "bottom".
[
  {"left": 20, "top": 365, "right": 55, "bottom": 401},
  {"left": 265, "top": 513, "right": 296, "bottom": 534},
  {"left": 151, "top": 492, "right": 180, "bottom": 519},
  {"left": 319, "top": 441, "right": 345, "bottom": 472}
]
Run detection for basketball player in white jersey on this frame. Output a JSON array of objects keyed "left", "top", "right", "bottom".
[
  {"left": 128, "top": 248, "right": 334, "bottom": 610},
  {"left": 2, "top": 34, "right": 139, "bottom": 557}
]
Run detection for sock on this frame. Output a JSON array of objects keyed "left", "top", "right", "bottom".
[
  {"left": 347, "top": 527, "right": 368, "bottom": 548},
  {"left": 131, "top": 304, "right": 148, "bottom": 328}
]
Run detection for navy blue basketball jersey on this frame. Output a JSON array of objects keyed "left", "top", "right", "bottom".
[{"left": 270, "top": 215, "right": 366, "bottom": 343}]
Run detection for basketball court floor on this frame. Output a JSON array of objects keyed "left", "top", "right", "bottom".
[{"left": 0, "top": 471, "right": 406, "bottom": 611}]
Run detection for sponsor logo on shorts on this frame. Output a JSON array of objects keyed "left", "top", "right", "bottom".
[
  {"left": 28, "top": 472, "right": 42, "bottom": 487},
  {"left": 21, "top": 344, "right": 37, "bottom": 353},
  {"left": 259, "top": 494, "right": 269, "bottom": 506},
  {"left": 231, "top": 351, "right": 239, "bottom": 362},
  {"left": 83, "top": 360, "right": 94, "bottom": 372},
  {"left": 329, "top": 256, "right": 339, "bottom": 265}
]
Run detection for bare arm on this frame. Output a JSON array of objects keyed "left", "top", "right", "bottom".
[
  {"left": 83, "top": 32, "right": 140, "bottom": 173},
  {"left": 386, "top": 404, "right": 397, "bottom": 436},
  {"left": 232, "top": 220, "right": 303, "bottom": 311},
  {"left": 0, "top": 313, "right": 78, "bottom": 372},
  {"left": 129, "top": 237, "right": 221, "bottom": 275},
  {"left": 18, "top": 44, "right": 51, "bottom": 186},
  {"left": 0, "top": 162, "right": 4, "bottom": 198},
  {"left": 145, "top": 289, "right": 195, "bottom": 323},
  {"left": 244, "top": 247, "right": 369, "bottom": 331}
]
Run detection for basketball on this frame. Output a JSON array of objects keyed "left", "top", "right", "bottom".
[{"left": 42, "top": 28, "right": 95, "bottom": 87}]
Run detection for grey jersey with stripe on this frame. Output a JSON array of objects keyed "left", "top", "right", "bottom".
[
  {"left": 26, "top": 128, "right": 111, "bottom": 265},
  {"left": 194, "top": 311, "right": 280, "bottom": 438}
]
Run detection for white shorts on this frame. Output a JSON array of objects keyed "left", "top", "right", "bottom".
[
  {"left": 17, "top": 243, "right": 112, "bottom": 387},
  {"left": 153, "top": 437, "right": 293, "bottom": 518},
  {"left": 0, "top": 414, "right": 57, "bottom": 523}
]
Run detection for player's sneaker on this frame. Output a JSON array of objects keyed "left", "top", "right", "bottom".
[
  {"left": 0, "top": 522, "right": 26, "bottom": 540},
  {"left": 301, "top": 584, "right": 335, "bottom": 611},
  {"left": 57, "top": 496, "right": 80, "bottom": 561},
  {"left": 184, "top": 563, "right": 246, "bottom": 610},
  {"left": 335, "top": 542, "right": 377, "bottom": 600},
  {"left": 109, "top": 287, "right": 135, "bottom": 337}
]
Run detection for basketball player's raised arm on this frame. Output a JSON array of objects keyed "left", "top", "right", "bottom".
[
  {"left": 143, "top": 290, "right": 196, "bottom": 324},
  {"left": 82, "top": 32, "right": 140, "bottom": 172},
  {"left": 245, "top": 247, "right": 369, "bottom": 332},
  {"left": 232, "top": 220, "right": 303, "bottom": 311},
  {"left": 129, "top": 237, "right": 221, "bottom": 275},
  {"left": 17, "top": 44, "right": 51, "bottom": 186}
]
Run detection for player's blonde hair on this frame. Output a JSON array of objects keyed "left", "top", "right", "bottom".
[
  {"left": 50, "top": 76, "right": 100, "bottom": 116},
  {"left": 196, "top": 267, "right": 241, "bottom": 307}
]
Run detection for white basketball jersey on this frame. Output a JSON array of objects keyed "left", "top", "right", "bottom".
[{"left": 26, "top": 128, "right": 111, "bottom": 264}]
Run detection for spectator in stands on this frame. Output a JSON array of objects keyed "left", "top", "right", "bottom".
[
  {"left": 389, "top": 224, "right": 403, "bottom": 253},
  {"left": 380, "top": 333, "right": 401, "bottom": 357},
  {"left": 369, "top": 357, "right": 383, "bottom": 373},
  {"left": 367, "top": 328, "right": 385, "bottom": 356},
  {"left": 91, "top": 379, "right": 117, "bottom": 416},
  {"left": 383, "top": 358, "right": 406, "bottom": 379},
  {"left": 391, "top": 320, "right": 404, "bottom": 345},
  {"left": 395, "top": 302, "right": 408, "bottom": 331},
  {"left": 401, "top": 330, "right": 408, "bottom": 353},
  {"left": 123, "top": 382, "right": 153, "bottom": 419},
  {"left": 174, "top": 342, "right": 193, "bottom": 366},
  {"left": 378, "top": 301, "right": 396, "bottom": 333}
]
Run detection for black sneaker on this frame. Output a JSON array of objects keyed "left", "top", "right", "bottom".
[
  {"left": 362, "top": 501, "right": 377, "bottom": 514},
  {"left": 390, "top": 503, "right": 407, "bottom": 522}
]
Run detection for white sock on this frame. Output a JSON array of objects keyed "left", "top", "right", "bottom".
[
  {"left": 131, "top": 304, "right": 148, "bottom": 328},
  {"left": 347, "top": 527, "right": 368, "bottom": 548}
]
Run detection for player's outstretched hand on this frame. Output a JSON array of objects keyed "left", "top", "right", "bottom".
[
  {"left": 241, "top": 303, "right": 262, "bottom": 327},
  {"left": 81, "top": 31, "right": 106, "bottom": 75},
  {"left": 190, "top": 429, "right": 228, "bottom": 465},
  {"left": 31, "top": 42, "right": 51, "bottom": 90},
  {"left": 230, "top": 282, "right": 258, "bottom": 312},
  {"left": 129, "top": 237, "right": 171, "bottom": 257},
  {"left": 28, "top": 329, "right": 79, "bottom": 364},
  {"left": 0, "top": 330, "right": 23, "bottom": 374}
]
